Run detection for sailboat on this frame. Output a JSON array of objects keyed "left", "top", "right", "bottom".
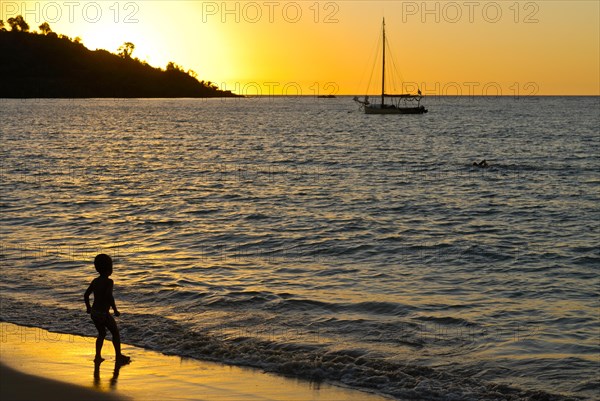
[{"left": 354, "top": 19, "right": 427, "bottom": 114}]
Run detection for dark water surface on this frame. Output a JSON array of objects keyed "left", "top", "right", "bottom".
[{"left": 1, "top": 97, "right": 598, "bottom": 400}]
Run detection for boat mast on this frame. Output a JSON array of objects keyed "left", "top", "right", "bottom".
[{"left": 381, "top": 18, "right": 385, "bottom": 107}]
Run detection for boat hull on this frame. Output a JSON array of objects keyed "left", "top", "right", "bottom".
[{"left": 364, "top": 105, "right": 427, "bottom": 114}]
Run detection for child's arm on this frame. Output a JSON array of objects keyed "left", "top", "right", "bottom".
[
  {"left": 84, "top": 282, "right": 93, "bottom": 313},
  {"left": 109, "top": 280, "right": 120, "bottom": 316}
]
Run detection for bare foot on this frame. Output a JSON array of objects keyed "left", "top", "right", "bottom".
[
  {"left": 94, "top": 356, "right": 105, "bottom": 363},
  {"left": 116, "top": 354, "right": 131, "bottom": 365}
]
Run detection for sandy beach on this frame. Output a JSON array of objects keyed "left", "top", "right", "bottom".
[
  {"left": 0, "top": 322, "right": 391, "bottom": 401},
  {"left": 0, "top": 362, "right": 123, "bottom": 401}
]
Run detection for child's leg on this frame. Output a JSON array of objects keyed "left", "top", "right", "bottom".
[
  {"left": 92, "top": 320, "right": 107, "bottom": 360},
  {"left": 105, "top": 314, "right": 123, "bottom": 357},
  {"left": 104, "top": 315, "right": 129, "bottom": 364}
]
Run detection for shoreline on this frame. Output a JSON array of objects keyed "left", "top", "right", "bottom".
[{"left": 0, "top": 322, "right": 392, "bottom": 401}]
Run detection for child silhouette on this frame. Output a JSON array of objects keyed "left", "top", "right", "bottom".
[{"left": 84, "top": 254, "right": 130, "bottom": 365}]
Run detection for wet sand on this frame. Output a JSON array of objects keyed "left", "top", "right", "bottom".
[{"left": 0, "top": 322, "right": 391, "bottom": 401}]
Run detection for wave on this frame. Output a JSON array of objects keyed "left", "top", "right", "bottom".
[
  {"left": 415, "top": 315, "right": 478, "bottom": 326},
  {"left": 194, "top": 294, "right": 418, "bottom": 318},
  {"left": 0, "top": 297, "right": 576, "bottom": 401}
]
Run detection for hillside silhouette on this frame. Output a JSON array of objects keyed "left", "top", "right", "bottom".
[{"left": 0, "top": 17, "right": 239, "bottom": 98}]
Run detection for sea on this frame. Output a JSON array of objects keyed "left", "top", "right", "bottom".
[{"left": 0, "top": 96, "right": 598, "bottom": 400}]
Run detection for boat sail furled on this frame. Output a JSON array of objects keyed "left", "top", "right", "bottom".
[{"left": 354, "top": 19, "right": 427, "bottom": 115}]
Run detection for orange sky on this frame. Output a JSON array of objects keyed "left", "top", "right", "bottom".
[{"left": 3, "top": 1, "right": 599, "bottom": 95}]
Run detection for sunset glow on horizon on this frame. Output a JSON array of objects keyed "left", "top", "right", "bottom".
[{"left": 3, "top": 1, "right": 599, "bottom": 96}]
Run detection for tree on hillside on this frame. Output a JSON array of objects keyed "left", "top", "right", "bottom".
[
  {"left": 166, "top": 61, "right": 184, "bottom": 72},
  {"left": 7, "top": 15, "right": 29, "bottom": 32},
  {"left": 117, "top": 42, "right": 135, "bottom": 58},
  {"left": 39, "top": 22, "right": 52, "bottom": 35}
]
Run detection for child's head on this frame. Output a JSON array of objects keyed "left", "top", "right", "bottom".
[{"left": 94, "top": 254, "right": 113, "bottom": 276}]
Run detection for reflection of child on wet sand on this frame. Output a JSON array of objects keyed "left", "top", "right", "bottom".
[{"left": 84, "top": 254, "right": 130, "bottom": 365}]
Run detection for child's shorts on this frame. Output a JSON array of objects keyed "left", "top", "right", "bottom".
[{"left": 91, "top": 309, "right": 110, "bottom": 325}]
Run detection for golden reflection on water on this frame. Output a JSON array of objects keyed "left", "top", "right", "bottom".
[{"left": 1, "top": 98, "right": 598, "bottom": 399}]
